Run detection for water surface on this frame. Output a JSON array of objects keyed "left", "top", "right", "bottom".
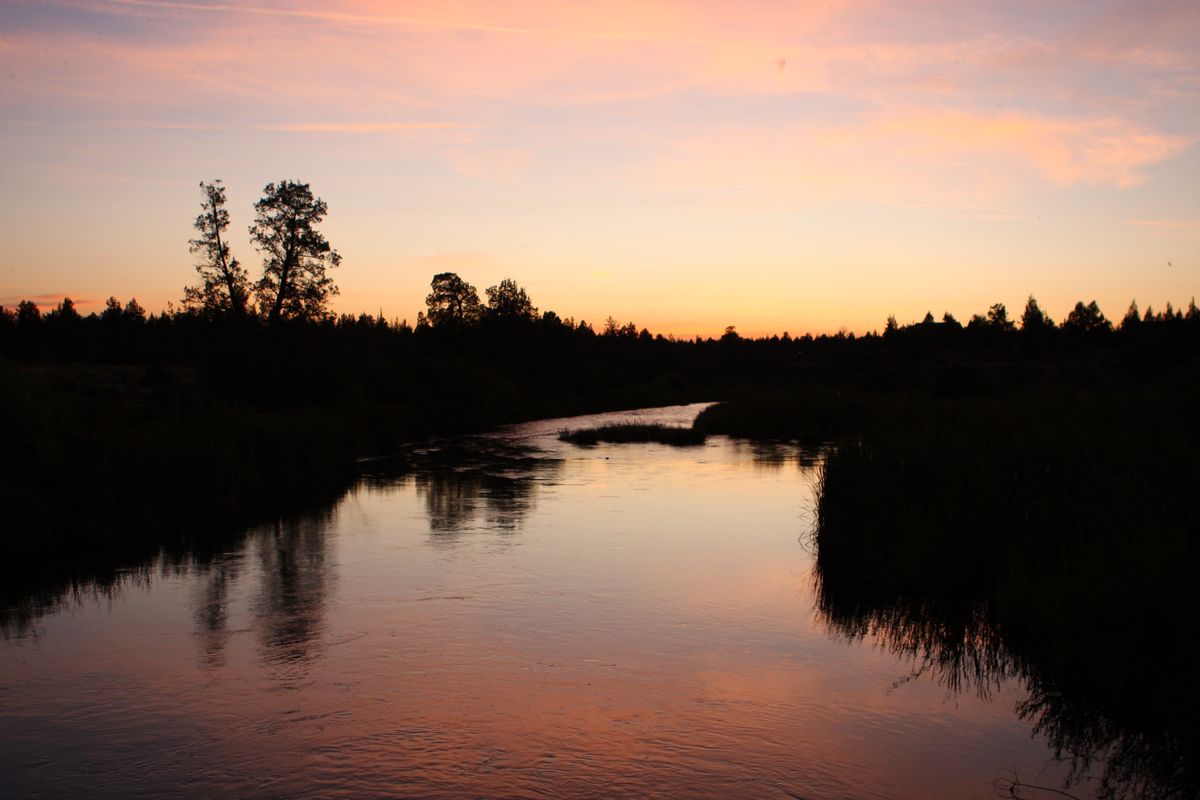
[{"left": 1, "top": 404, "right": 1078, "bottom": 798}]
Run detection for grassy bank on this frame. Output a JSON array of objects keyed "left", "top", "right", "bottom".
[
  {"left": 810, "top": 385, "right": 1199, "bottom": 799},
  {"left": 0, "top": 354, "right": 710, "bottom": 606},
  {"left": 558, "top": 423, "right": 706, "bottom": 446}
]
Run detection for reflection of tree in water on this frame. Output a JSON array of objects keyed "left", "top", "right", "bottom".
[
  {"left": 192, "top": 552, "right": 245, "bottom": 668},
  {"left": 733, "top": 441, "right": 821, "bottom": 471},
  {"left": 3, "top": 476, "right": 356, "bottom": 651},
  {"left": 251, "top": 512, "right": 334, "bottom": 670},
  {"left": 416, "top": 471, "right": 481, "bottom": 534},
  {"left": 414, "top": 471, "right": 539, "bottom": 539},
  {"left": 402, "top": 437, "right": 560, "bottom": 544},
  {"left": 814, "top": 536, "right": 1197, "bottom": 800}
]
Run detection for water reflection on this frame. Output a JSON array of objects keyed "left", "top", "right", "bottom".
[
  {"left": 1, "top": 405, "right": 1143, "bottom": 799},
  {"left": 813, "top": 526, "right": 1198, "bottom": 799},
  {"left": 733, "top": 440, "right": 822, "bottom": 471},
  {"left": 253, "top": 513, "right": 334, "bottom": 671},
  {"left": 192, "top": 552, "right": 244, "bottom": 668},
  {"left": 183, "top": 438, "right": 559, "bottom": 673},
  {"left": 398, "top": 436, "right": 561, "bottom": 540},
  {"left": 1, "top": 478, "right": 357, "bottom": 641}
]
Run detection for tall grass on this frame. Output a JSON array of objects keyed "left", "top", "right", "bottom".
[
  {"left": 811, "top": 386, "right": 1199, "bottom": 800},
  {"left": 558, "top": 423, "right": 706, "bottom": 446}
]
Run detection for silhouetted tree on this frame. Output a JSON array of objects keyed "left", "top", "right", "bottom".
[
  {"left": 425, "top": 272, "right": 482, "bottom": 328},
  {"left": 484, "top": 278, "right": 537, "bottom": 322},
  {"left": 942, "top": 312, "right": 962, "bottom": 329},
  {"left": 0, "top": 305, "right": 13, "bottom": 339},
  {"left": 986, "top": 303, "right": 1015, "bottom": 332},
  {"left": 1121, "top": 300, "right": 1141, "bottom": 330},
  {"left": 101, "top": 296, "right": 124, "bottom": 324},
  {"left": 183, "top": 180, "right": 251, "bottom": 318},
  {"left": 1063, "top": 300, "right": 1111, "bottom": 335},
  {"left": 45, "top": 297, "right": 80, "bottom": 323},
  {"left": 123, "top": 298, "right": 146, "bottom": 323},
  {"left": 601, "top": 317, "right": 638, "bottom": 338},
  {"left": 1020, "top": 296, "right": 1054, "bottom": 332},
  {"left": 251, "top": 180, "right": 341, "bottom": 322},
  {"left": 16, "top": 300, "right": 40, "bottom": 328},
  {"left": 921, "top": 311, "right": 936, "bottom": 325}
]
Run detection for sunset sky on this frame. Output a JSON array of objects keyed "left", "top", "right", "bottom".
[{"left": 2, "top": 0, "right": 1197, "bottom": 336}]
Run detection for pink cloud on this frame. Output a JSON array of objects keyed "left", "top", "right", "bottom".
[
  {"left": 0, "top": 293, "right": 97, "bottom": 309},
  {"left": 651, "top": 110, "right": 1193, "bottom": 208},
  {"left": 13, "top": 0, "right": 1197, "bottom": 121}
]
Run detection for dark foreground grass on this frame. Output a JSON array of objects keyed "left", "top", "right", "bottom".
[
  {"left": 692, "top": 390, "right": 867, "bottom": 443},
  {"left": 812, "top": 386, "right": 1199, "bottom": 800},
  {"left": 558, "top": 423, "right": 707, "bottom": 446}
]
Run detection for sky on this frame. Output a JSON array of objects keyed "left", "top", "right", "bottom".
[{"left": 1, "top": 0, "right": 1198, "bottom": 337}]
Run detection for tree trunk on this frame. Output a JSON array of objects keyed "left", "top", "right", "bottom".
[
  {"left": 211, "top": 209, "right": 244, "bottom": 318},
  {"left": 269, "top": 220, "right": 299, "bottom": 323}
]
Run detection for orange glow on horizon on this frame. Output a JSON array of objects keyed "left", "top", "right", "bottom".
[{"left": 1, "top": 1, "right": 1197, "bottom": 336}]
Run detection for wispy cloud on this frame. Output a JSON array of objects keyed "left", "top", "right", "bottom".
[
  {"left": 652, "top": 109, "right": 1194, "bottom": 209},
  {"left": 946, "top": 209, "right": 1034, "bottom": 221},
  {"left": 3, "top": 118, "right": 488, "bottom": 134},
  {"left": 269, "top": 121, "right": 489, "bottom": 133},
  {"left": 1127, "top": 220, "right": 1200, "bottom": 240},
  {"left": 73, "top": 0, "right": 690, "bottom": 42},
  {"left": 1127, "top": 220, "right": 1200, "bottom": 229},
  {"left": 0, "top": 293, "right": 96, "bottom": 308}
]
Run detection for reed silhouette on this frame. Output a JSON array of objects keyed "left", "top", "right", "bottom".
[
  {"left": 812, "top": 387, "right": 1199, "bottom": 800},
  {"left": 559, "top": 423, "right": 706, "bottom": 446}
]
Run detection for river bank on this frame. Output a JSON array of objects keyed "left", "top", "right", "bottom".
[{"left": 0, "top": 358, "right": 709, "bottom": 608}]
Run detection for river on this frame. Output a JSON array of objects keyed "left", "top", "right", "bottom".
[{"left": 1, "top": 404, "right": 1081, "bottom": 799}]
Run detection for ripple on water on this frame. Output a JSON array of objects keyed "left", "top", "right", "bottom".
[{"left": 1, "top": 404, "right": 1079, "bottom": 799}]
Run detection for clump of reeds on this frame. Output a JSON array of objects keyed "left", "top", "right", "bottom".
[
  {"left": 810, "top": 388, "right": 1200, "bottom": 800},
  {"left": 558, "top": 423, "right": 706, "bottom": 446},
  {"left": 693, "top": 392, "right": 866, "bottom": 443}
]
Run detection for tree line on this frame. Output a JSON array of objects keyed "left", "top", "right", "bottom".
[{"left": 1, "top": 175, "right": 1198, "bottom": 357}]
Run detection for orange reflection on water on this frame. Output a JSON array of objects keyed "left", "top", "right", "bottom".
[{"left": 0, "top": 406, "right": 1071, "bottom": 799}]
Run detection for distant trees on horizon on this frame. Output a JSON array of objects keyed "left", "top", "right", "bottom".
[
  {"left": 878, "top": 294, "right": 1198, "bottom": 340},
  {"left": 3, "top": 284, "right": 1198, "bottom": 349},
  {"left": 2, "top": 175, "right": 1197, "bottom": 346}
]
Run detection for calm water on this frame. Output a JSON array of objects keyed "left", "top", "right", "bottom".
[{"left": 1, "top": 404, "right": 1082, "bottom": 799}]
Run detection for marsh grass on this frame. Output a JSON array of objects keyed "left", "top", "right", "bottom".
[
  {"left": 692, "top": 391, "right": 866, "bottom": 443},
  {"left": 812, "top": 387, "right": 1199, "bottom": 800},
  {"left": 558, "top": 423, "right": 707, "bottom": 446}
]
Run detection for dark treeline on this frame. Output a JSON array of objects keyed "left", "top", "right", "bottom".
[{"left": 4, "top": 291, "right": 1198, "bottom": 373}]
